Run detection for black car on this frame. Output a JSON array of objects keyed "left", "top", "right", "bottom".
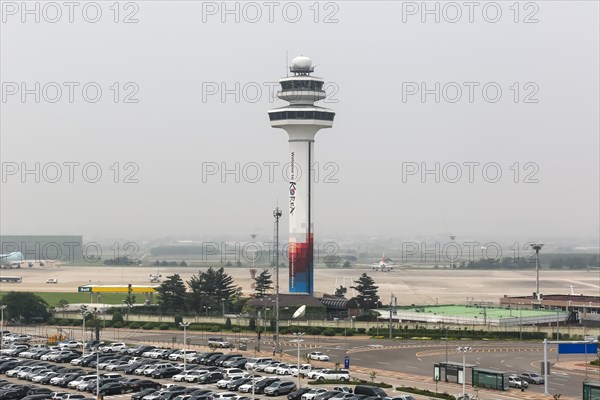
[
  {"left": 21, "top": 395, "right": 51, "bottom": 400},
  {"left": 0, "top": 362, "right": 18, "bottom": 373},
  {"left": 158, "top": 391, "right": 185, "bottom": 400},
  {"left": 151, "top": 367, "right": 180, "bottom": 379},
  {"left": 126, "top": 380, "right": 161, "bottom": 392},
  {"left": 57, "top": 373, "right": 83, "bottom": 387},
  {"left": 128, "top": 346, "right": 157, "bottom": 356},
  {"left": 26, "top": 388, "right": 52, "bottom": 396},
  {"left": 132, "top": 388, "right": 158, "bottom": 400},
  {"left": 200, "top": 353, "right": 223, "bottom": 365},
  {"left": 229, "top": 358, "right": 248, "bottom": 369},
  {"left": 288, "top": 387, "right": 311, "bottom": 400},
  {"left": 55, "top": 353, "right": 80, "bottom": 363},
  {"left": 98, "top": 382, "right": 128, "bottom": 395},
  {"left": 198, "top": 372, "right": 223, "bottom": 384},
  {"left": 38, "top": 373, "right": 60, "bottom": 384},
  {"left": 254, "top": 378, "right": 281, "bottom": 394},
  {"left": 227, "top": 377, "right": 253, "bottom": 391}
]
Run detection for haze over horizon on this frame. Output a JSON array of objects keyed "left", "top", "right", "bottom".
[{"left": 1, "top": 2, "right": 598, "bottom": 244}]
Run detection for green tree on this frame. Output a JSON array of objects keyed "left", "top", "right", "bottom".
[
  {"left": 57, "top": 299, "right": 70, "bottom": 311},
  {"left": 334, "top": 286, "right": 347, "bottom": 297},
  {"left": 342, "top": 261, "right": 351, "bottom": 268},
  {"left": 254, "top": 269, "right": 273, "bottom": 298},
  {"left": 187, "top": 267, "right": 239, "bottom": 311},
  {"left": 0, "top": 292, "right": 49, "bottom": 323},
  {"left": 124, "top": 284, "right": 136, "bottom": 308},
  {"left": 350, "top": 273, "right": 380, "bottom": 308},
  {"left": 112, "top": 311, "right": 124, "bottom": 324},
  {"left": 156, "top": 274, "right": 187, "bottom": 313}
]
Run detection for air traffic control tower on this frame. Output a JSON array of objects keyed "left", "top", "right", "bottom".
[{"left": 268, "top": 56, "right": 335, "bottom": 295}]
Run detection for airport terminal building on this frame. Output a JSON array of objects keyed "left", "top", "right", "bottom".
[{"left": 0, "top": 235, "right": 83, "bottom": 261}]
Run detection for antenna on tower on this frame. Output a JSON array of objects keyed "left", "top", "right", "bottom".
[{"left": 285, "top": 50, "right": 289, "bottom": 77}]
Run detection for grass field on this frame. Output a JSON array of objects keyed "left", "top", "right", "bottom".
[{"left": 0, "top": 291, "right": 130, "bottom": 306}]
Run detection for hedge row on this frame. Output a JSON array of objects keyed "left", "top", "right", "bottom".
[
  {"left": 308, "top": 379, "right": 392, "bottom": 389},
  {"left": 395, "top": 386, "right": 455, "bottom": 400}
]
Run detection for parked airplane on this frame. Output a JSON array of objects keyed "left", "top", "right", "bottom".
[{"left": 0, "top": 251, "right": 47, "bottom": 269}]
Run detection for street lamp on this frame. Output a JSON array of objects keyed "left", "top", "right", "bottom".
[
  {"left": 273, "top": 207, "right": 282, "bottom": 354},
  {"left": 530, "top": 243, "right": 544, "bottom": 301},
  {"left": 203, "top": 306, "right": 211, "bottom": 317},
  {"left": 292, "top": 332, "right": 305, "bottom": 389},
  {"left": 179, "top": 322, "right": 190, "bottom": 372},
  {"left": 0, "top": 305, "right": 6, "bottom": 348},
  {"left": 80, "top": 305, "right": 89, "bottom": 357},
  {"left": 458, "top": 346, "right": 472, "bottom": 400},
  {"left": 221, "top": 298, "right": 226, "bottom": 317}
]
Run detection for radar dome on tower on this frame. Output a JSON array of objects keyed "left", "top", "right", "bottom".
[{"left": 290, "top": 55, "right": 314, "bottom": 74}]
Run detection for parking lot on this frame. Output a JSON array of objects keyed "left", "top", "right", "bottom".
[{"left": 0, "top": 334, "right": 390, "bottom": 400}]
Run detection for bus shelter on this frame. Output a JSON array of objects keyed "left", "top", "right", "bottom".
[
  {"left": 472, "top": 367, "right": 509, "bottom": 391},
  {"left": 434, "top": 361, "right": 477, "bottom": 385}
]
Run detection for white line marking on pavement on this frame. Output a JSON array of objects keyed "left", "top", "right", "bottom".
[{"left": 377, "top": 362, "right": 390, "bottom": 365}]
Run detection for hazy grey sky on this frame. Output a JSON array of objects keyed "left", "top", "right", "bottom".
[{"left": 1, "top": 1, "right": 599, "bottom": 244}]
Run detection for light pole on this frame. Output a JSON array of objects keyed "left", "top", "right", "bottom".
[
  {"left": 80, "top": 305, "right": 89, "bottom": 357},
  {"left": 530, "top": 243, "right": 544, "bottom": 301},
  {"left": 95, "top": 347, "right": 100, "bottom": 400},
  {"left": 0, "top": 305, "right": 6, "bottom": 349},
  {"left": 221, "top": 298, "right": 226, "bottom": 318},
  {"left": 179, "top": 322, "right": 190, "bottom": 372},
  {"left": 273, "top": 207, "right": 282, "bottom": 354},
  {"left": 203, "top": 306, "right": 211, "bottom": 317},
  {"left": 292, "top": 332, "right": 305, "bottom": 389},
  {"left": 458, "top": 346, "right": 472, "bottom": 400}
]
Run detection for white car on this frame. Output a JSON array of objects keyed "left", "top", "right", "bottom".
[
  {"left": 312, "top": 369, "right": 350, "bottom": 381},
  {"left": 184, "top": 370, "right": 210, "bottom": 383},
  {"left": 101, "top": 342, "right": 128, "bottom": 353},
  {"left": 508, "top": 375, "right": 529, "bottom": 388},
  {"left": 262, "top": 362, "right": 282, "bottom": 374},
  {"left": 308, "top": 352, "right": 330, "bottom": 361},
  {"left": 106, "top": 361, "right": 130, "bottom": 371},
  {"left": 275, "top": 364, "right": 293, "bottom": 375},
  {"left": 217, "top": 377, "right": 238, "bottom": 389},
  {"left": 172, "top": 370, "right": 198, "bottom": 382},
  {"left": 292, "top": 364, "right": 312, "bottom": 377},
  {"left": 301, "top": 388, "right": 328, "bottom": 400},
  {"left": 212, "top": 392, "right": 238, "bottom": 400},
  {"left": 144, "top": 363, "right": 174, "bottom": 376},
  {"left": 222, "top": 368, "right": 246, "bottom": 379}
]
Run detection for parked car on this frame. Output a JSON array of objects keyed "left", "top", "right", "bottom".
[
  {"left": 288, "top": 388, "right": 312, "bottom": 400},
  {"left": 353, "top": 386, "right": 388, "bottom": 399},
  {"left": 264, "top": 381, "right": 297, "bottom": 396},
  {"left": 98, "top": 382, "right": 129, "bottom": 395},
  {"left": 312, "top": 370, "right": 350, "bottom": 382},
  {"left": 58, "top": 341, "right": 81, "bottom": 349},
  {"left": 301, "top": 389, "right": 328, "bottom": 400}
]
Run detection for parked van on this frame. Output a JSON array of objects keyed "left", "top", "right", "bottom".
[{"left": 353, "top": 385, "right": 388, "bottom": 398}]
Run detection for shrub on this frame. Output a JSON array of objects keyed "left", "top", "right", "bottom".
[
  {"left": 142, "top": 322, "right": 155, "bottom": 330},
  {"left": 249, "top": 318, "right": 256, "bottom": 330},
  {"left": 225, "top": 317, "right": 232, "bottom": 329},
  {"left": 57, "top": 319, "right": 70, "bottom": 326},
  {"left": 357, "top": 328, "right": 366, "bottom": 334},
  {"left": 113, "top": 321, "right": 123, "bottom": 328},
  {"left": 112, "top": 311, "right": 124, "bottom": 324},
  {"left": 159, "top": 323, "right": 171, "bottom": 330},
  {"left": 232, "top": 327, "right": 241, "bottom": 333},
  {"left": 323, "top": 328, "right": 336, "bottom": 336},
  {"left": 210, "top": 325, "right": 220, "bottom": 332},
  {"left": 128, "top": 322, "right": 140, "bottom": 329}
]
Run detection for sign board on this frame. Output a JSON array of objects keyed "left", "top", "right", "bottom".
[
  {"left": 584, "top": 335, "right": 598, "bottom": 342},
  {"left": 344, "top": 356, "right": 350, "bottom": 369},
  {"left": 558, "top": 343, "right": 598, "bottom": 354},
  {"left": 78, "top": 286, "right": 92, "bottom": 293}
]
